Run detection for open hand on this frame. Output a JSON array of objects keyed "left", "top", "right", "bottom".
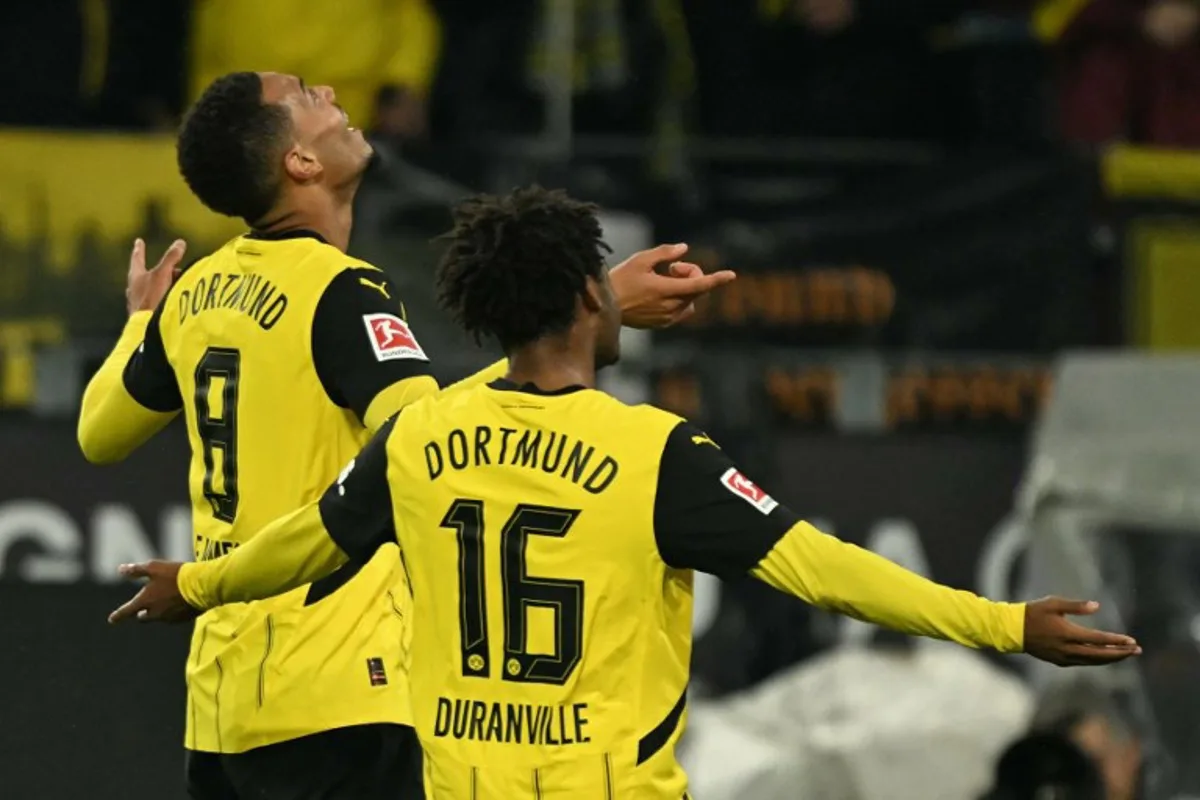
[
  {"left": 610, "top": 243, "right": 736, "bottom": 329},
  {"left": 1023, "top": 597, "right": 1140, "bottom": 666},
  {"left": 126, "top": 238, "right": 187, "bottom": 315},
  {"left": 108, "top": 560, "right": 199, "bottom": 625}
]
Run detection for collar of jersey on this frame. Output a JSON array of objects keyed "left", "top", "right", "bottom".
[
  {"left": 244, "top": 228, "right": 328, "bottom": 244},
  {"left": 487, "top": 379, "right": 586, "bottom": 396}
]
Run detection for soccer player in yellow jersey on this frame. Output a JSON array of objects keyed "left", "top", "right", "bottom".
[
  {"left": 81, "top": 71, "right": 732, "bottom": 800},
  {"left": 112, "top": 187, "right": 1140, "bottom": 799}
]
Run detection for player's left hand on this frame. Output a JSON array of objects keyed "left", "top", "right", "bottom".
[
  {"left": 108, "top": 560, "right": 200, "bottom": 625},
  {"left": 126, "top": 238, "right": 187, "bottom": 315},
  {"left": 610, "top": 243, "right": 736, "bottom": 329},
  {"left": 1023, "top": 597, "right": 1141, "bottom": 667}
]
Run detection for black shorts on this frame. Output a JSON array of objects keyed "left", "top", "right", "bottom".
[{"left": 185, "top": 723, "right": 423, "bottom": 800}]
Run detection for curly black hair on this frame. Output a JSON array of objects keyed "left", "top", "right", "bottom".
[
  {"left": 177, "top": 72, "right": 291, "bottom": 225},
  {"left": 435, "top": 187, "right": 613, "bottom": 351}
]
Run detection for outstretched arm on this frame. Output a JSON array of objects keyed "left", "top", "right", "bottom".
[
  {"left": 749, "top": 520, "right": 1023, "bottom": 651},
  {"left": 109, "top": 416, "right": 400, "bottom": 623},
  {"left": 652, "top": 422, "right": 1140, "bottom": 664},
  {"left": 175, "top": 503, "right": 349, "bottom": 610}
]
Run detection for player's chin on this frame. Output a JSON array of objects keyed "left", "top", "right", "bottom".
[
  {"left": 353, "top": 138, "right": 375, "bottom": 172},
  {"left": 356, "top": 130, "right": 373, "bottom": 157}
]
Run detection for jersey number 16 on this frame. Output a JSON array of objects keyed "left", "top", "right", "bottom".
[{"left": 441, "top": 499, "right": 584, "bottom": 687}]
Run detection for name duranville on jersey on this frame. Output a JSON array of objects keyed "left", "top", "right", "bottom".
[
  {"left": 434, "top": 696, "right": 592, "bottom": 747},
  {"left": 423, "top": 425, "right": 619, "bottom": 495},
  {"left": 177, "top": 271, "right": 290, "bottom": 331}
]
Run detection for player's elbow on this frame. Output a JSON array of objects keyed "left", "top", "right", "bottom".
[{"left": 77, "top": 423, "right": 127, "bottom": 465}]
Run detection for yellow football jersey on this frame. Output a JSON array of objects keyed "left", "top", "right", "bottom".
[
  {"left": 321, "top": 380, "right": 802, "bottom": 799},
  {"left": 113, "top": 230, "right": 438, "bottom": 752},
  {"left": 174, "top": 376, "right": 1028, "bottom": 793}
]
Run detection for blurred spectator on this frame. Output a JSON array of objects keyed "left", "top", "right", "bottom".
[
  {"left": 93, "top": 0, "right": 190, "bottom": 130},
  {"left": 980, "top": 732, "right": 1106, "bottom": 800},
  {"left": 372, "top": 85, "right": 430, "bottom": 144},
  {"left": 1047, "top": 0, "right": 1200, "bottom": 147},
  {"left": 427, "top": 0, "right": 538, "bottom": 140},
  {"left": 0, "top": 2, "right": 90, "bottom": 126},
  {"left": 1029, "top": 680, "right": 1144, "bottom": 800},
  {"left": 189, "top": 0, "right": 441, "bottom": 139},
  {"left": 528, "top": 0, "right": 682, "bottom": 136},
  {"left": 686, "top": 0, "right": 966, "bottom": 140},
  {"left": 430, "top": 0, "right": 684, "bottom": 141}
]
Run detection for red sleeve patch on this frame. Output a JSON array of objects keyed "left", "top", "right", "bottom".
[
  {"left": 363, "top": 313, "right": 428, "bottom": 362},
  {"left": 719, "top": 468, "right": 779, "bottom": 515}
]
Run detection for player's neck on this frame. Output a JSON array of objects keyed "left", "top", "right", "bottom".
[
  {"left": 255, "top": 188, "right": 355, "bottom": 252},
  {"left": 505, "top": 336, "right": 597, "bottom": 392}
]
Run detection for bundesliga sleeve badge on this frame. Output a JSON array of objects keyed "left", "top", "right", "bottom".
[
  {"left": 719, "top": 467, "right": 779, "bottom": 515},
  {"left": 363, "top": 313, "right": 428, "bottom": 362}
]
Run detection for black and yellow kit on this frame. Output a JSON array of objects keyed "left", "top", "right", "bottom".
[
  {"left": 176, "top": 380, "right": 1026, "bottom": 798},
  {"left": 79, "top": 229, "right": 503, "bottom": 756}
]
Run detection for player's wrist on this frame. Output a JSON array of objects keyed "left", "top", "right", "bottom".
[
  {"left": 176, "top": 562, "right": 212, "bottom": 611},
  {"left": 1007, "top": 601, "right": 1028, "bottom": 653},
  {"left": 124, "top": 310, "right": 154, "bottom": 332}
]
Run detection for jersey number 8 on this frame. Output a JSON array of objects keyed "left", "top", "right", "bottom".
[
  {"left": 441, "top": 499, "right": 584, "bottom": 686},
  {"left": 194, "top": 347, "right": 241, "bottom": 523}
]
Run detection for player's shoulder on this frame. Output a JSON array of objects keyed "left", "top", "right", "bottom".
[
  {"left": 623, "top": 399, "right": 686, "bottom": 431},
  {"left": 623, "top": 402, "right": 721, "bottom": 455},
  {"left": 385, "top": 389, "right": 446, "bottom": 444},
  {"left": 304, "top": 246, "right": 384, "bottom": 289},
  {"left": 240, "top": 231, "right": 385, "bottom": 289},
  {"left": 581, "top": 394, "right": 690, "bottom": 444}
]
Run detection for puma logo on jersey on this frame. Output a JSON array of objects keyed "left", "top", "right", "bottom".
[
  {"left": 363, "top": 313, "right": 428, "bottom": 362},
  {"left": 691, "top": 434, "right": 719, "bottom": 449},
  {"left": 358, "top": 276, "right": 391, "bottom": 299}
]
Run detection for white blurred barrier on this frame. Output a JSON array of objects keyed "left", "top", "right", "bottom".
[
  {"left": 1018, "top": 353, "right": 1200, "bottom": 799},
  {"left": 680, "top": 643, "right": 1031, "bottom": 800}
]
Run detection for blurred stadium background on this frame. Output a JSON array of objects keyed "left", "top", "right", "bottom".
[{"left": 4, "top": 1, "right": 1200, "bottom": 798}]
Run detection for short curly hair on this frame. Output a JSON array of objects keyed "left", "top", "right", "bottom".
[
  {"left": 435, "top": 187, "right": 612, "bottom": 351},
  {"left": 177, "top": 72, "right": 291, "bottom": 225}
]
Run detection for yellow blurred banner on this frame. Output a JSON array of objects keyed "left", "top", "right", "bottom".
[
  {"left": 0, "top": 317, "right": 66, "bottom": 408},
  {"left": 0, "top": 128, "right": 243, "bottom": 276},
  {"left": 1103, "top": 145, "right": 1200, "bottom": 201},
  {"left": 1129, "top": 222, "right": 1200, "bottom": 350},
  {"left": 0, "top": 129, "right": 247, "bottom": 405},
  {"left": 1130, "top": 222, "right": 1200, "bottom": 350}
]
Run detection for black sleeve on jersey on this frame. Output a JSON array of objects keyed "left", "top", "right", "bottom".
[
  {"left": 310, "top": 267, "right": 435, "bottom": 424},
  {"left": 122, "top": 303, "right": 183, "bottom": 412},
  {"left": 318, "top": 415, "right": 400, "bottom": 562},
  {"left": 652, "top": 421, "right": 801, "bottom": 578}
]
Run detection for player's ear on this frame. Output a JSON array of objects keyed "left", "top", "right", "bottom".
[
  {"left": 283, "top": 145, "right": 323, "bottom": 182},
  {"left": 581, "top": 276, "right": 604, "bottom": 313}
]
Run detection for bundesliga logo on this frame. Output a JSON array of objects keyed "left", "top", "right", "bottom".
[
  {"left": 720, "top": 467, "right": 778, "bottom": 515},
  {"left": 363, "top": 313, "right": 428, "bottom": 362}
]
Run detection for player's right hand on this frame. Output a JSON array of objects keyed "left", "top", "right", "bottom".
[
  {"left": 609, "top": 243, "right": 736, "bottom": 328},
  {"left": 1022, "top": 597, "right": 1141, "bottom": 666},
  {"left": 108, "top": 560, "right": 200, "bottom": 625},
  {"left": 126, "top": 238, "right": 187, "bottom": 315}
]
